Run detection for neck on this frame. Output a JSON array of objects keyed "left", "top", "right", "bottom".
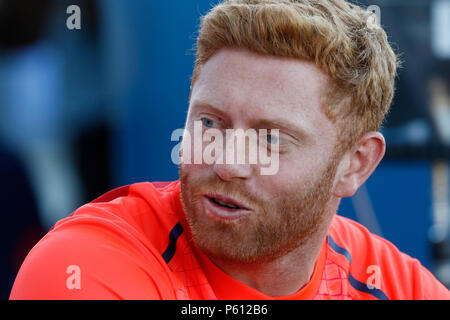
[{"left": 209, "top": 205, "right": 337, "bottom": 297}]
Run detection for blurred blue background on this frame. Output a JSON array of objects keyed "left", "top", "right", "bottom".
[{"left": 0, "top": 0, "right": 449, "bottom": 299}]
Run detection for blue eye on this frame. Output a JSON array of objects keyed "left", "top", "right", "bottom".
[
  {"left": 201, "top": 118, "right": 215, "bottom": 128},
  {"left": 267, "top": 133, "right": 279, "bottom": 145}
]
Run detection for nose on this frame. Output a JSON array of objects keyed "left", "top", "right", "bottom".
[
  {"left": 213, "top": 162, "right": 252, "bottom": 181},
  {"left": 209, "top": 129, "right": 256, "bottom": 181},
  {"left": 212, "top": 129, "right": 253, "bottom": 181}
]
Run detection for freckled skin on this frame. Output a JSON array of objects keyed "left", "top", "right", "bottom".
[{"left": 180, "top": 48, "right": 343, "bottom": 295}]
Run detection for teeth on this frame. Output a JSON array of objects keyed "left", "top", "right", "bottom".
[{"left": 212, "top": 198, "right": 239, "bottom": 209}]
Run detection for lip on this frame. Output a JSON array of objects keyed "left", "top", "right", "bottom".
[{"left": 202, "top": 193, "right": 251, "bottom": 221}]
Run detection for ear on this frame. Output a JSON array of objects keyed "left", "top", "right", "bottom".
[{"left": 333, "top": 132, "right": 386, "bottom": 198}]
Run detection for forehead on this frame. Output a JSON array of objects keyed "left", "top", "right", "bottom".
[{"left": 190, "top": 48, "right": 336, "bottom": 138}]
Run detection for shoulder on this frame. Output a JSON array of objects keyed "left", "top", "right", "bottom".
[
  {"left": 327, "top": 215, "right": 449, "bottom": 300},
  {"left": 58, "top": 181, "right": 182, "bottom": 251},
  {"left": 10, "top": 181, "right": 183, "bottom": 300}
]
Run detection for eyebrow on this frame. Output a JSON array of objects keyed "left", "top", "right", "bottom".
[
  {"left": 191, "top": 100, "right": 312, "bottom": 143},
  {"left": 191, "top": 100, "right": 229, "bottom": 119}
]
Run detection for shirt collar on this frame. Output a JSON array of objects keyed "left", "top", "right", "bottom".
[{"left": 193, "top": 236, "right": 327, "bottom": 300}]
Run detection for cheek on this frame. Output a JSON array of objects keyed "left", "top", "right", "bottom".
[
  {"left": 281, "top": 145, "right": 335, "bottom": 177},
  {"left": 267, "top": 156, "right": 318, "bottom": 187},
  {"left": 256, "top": 171, "right": 303, "bottom": 204},
  {"left": 180, "top": 127, "right": 206, "bottom": 167},
  {"left": 256, "top": 151, "right": 335, "bottom": 201},
  {"left": 179, "top": 164, "right": 209, "bottom": 190}
]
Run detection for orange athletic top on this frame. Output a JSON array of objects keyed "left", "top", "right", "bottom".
[{"left": 10, "top": 181, "right": 450, "bottom": 300}]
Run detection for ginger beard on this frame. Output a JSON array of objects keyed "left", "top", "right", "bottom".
[{"left": 179, "top": 153, "right": 340, "bottom": 265}]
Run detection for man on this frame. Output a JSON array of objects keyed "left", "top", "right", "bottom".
[{"left": 10, "top": 0, "right": 450, "bottom": 299}]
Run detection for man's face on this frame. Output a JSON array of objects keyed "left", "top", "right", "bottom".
[{"left": 180, "top": 49, "right": 341, "bottom": 264}]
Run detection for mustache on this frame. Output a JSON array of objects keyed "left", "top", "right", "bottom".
[{"left": 185, "top": 174, "right": 260, "bottom": 210}]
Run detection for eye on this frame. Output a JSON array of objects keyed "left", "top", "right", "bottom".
[
  {"left": 201, "top": 117, "right": 215, "bottom": 128},
  {"left": 267, "top": 133, "right": 279, "bottom": 145},
  {"left": 266, "top": 130, "right": 282, "bottom": 146}
]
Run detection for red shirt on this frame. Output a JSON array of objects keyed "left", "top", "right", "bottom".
[{"left": 10, "top": 181, "right": 450, "bottom": 299}]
